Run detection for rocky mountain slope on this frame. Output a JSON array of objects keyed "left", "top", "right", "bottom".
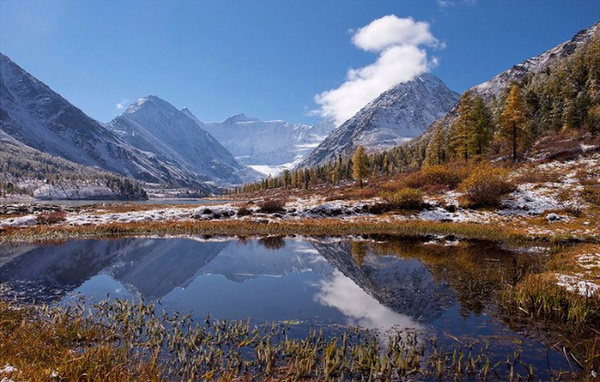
[
  {"left": 0, "top": 53, "right": 174, "bottom": 185},
  {"left": 473, "top": 23, "right": 599, "bottom": 102},
  {"left": 108, "top": 96, "right": 260, "bottom": 185},
  {"left": 0, "top": 53, "right": 259, "bottom": 194},
  {"left": 409, "top": 22, "right": 599, "bottom": 166},
  {"left": 182, "top": 108, "right": 334, "bottom": 176},
  {"left": 300, "top": 73, "right": 459, "bottom": 168}
]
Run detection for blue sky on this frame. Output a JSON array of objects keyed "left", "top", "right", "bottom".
[{"left": 0, "top": 0, "right": 598, "bottom": 125}]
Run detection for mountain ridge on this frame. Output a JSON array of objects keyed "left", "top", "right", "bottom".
[
  {"left": 108, "top": 95, "right": 260, "bottom": 185},
  {"left": 182, "top": 108, "right": 334, "bottom": 176},
  {"left": 0, "top": 53, "right": 244, "bottom": 193},
  {"left": 299, "top": 73, "right": 460, "bottom": 168}
]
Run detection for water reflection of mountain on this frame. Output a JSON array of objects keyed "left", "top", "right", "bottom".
[
  {"left": 311, "top": 240, "right": 455, "bottom": 323},
  {"left": 0, "top": 237, "right": 454, "bottom": 324},
  {"left": 106, "top": 239, "right": 228, "bottom": 299},
  {"left": 0, "top": 239, "right": 150, "bottom": 302},
  {"left": 200, "top": 240, "right": 332, "bottom": 282},
  {"left": 0, "top": 238, "right": 333, "bottom": 302}
]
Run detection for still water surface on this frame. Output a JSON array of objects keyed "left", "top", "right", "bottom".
[{"left": 0, "top": 236, "right": 572, "bottom": 376}]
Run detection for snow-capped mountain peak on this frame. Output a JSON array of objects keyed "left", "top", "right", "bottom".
[
  {"left": 108, "top": 97, "right": 261, "bottom": 184},
  {"left": 189, "top": 111, "right": 335, "bottom": 176},
  {"left": 300, "top": 73, "right": 459, "bottom": 168},
  {"left": 223, "top": 113, "right": 260, "bottom": 124}
]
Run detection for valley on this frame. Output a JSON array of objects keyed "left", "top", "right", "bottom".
[{"left": 0, "top": 9, "right": 598, "bottom": 382}]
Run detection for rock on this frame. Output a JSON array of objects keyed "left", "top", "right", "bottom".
[
  {"left": 546, "top": 213, "right": 562, "bottom": 222},
  {"left": 444, "top": 205, "right": 457, "bottom": 213},
  {"left": 310, "top": 202, "right": 344, "bottom": 216}
]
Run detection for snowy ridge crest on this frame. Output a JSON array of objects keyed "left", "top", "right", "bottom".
[{"left": 300, "top": 73, "right": 459, "bottom": 168}]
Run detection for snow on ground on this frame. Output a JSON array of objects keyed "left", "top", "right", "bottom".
[
  {"left": 0, "top": 364, "right": 18, "bottom": 382},
  {"left": 1, "top": 155, "right": 598, "bottom": 232},
  {"left": 577, "top": 253, "right": 600, "bottom": 270},
  {"left": 500, "top": 183, "right": 563, "bottom": 216},
  {"left": 0, "top": 215, "right": 37, "bottom": 228},
  {"left": 556, "top": 274, "right": 600, "bottom": 298}
]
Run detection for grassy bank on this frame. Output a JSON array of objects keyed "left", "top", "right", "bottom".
[
  {"left": 499, "top": 244, "right": 600, "bottom": 377},
  {"left": 0, "top": 218, "right": 560, "bottom": 244}
]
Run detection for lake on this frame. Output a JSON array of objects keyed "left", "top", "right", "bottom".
[{"left": 0, "top": 235, "right": 574, "bottom": 378}]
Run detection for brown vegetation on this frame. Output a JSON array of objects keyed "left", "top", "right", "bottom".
[
  {"left": 380, "top": 188, "right": 424, "bottom": 210},
  {"left": 35, "top": 210, "right": 67, "bottom": 225},
  {"left": 459, "top": 164, "right": 516, "bottom": 208},
  {"left": 258, "top": 199, "right": 286, "bottom": 213}
]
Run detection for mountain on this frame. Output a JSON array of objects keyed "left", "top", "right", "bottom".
[
  {"left": 0, "top": 53, "right": 257, "bottom": 194},
  {"left": 0, "top": 53, "right": 179, "bottom": 185},
  {"left": 313, "top": 240, "right": 454, "bottom": 323},
  {"left": 299, "top": 73, "right": 459, "bottom": 168},
  {"left": 472, "top": 23, "right": 599, "bottom": 102},
  {"left": 182, "top": 108, "right": 334, "bottom": 176},
  {"left": 410, "top": 22, "right": 599, "bottom": 168},
  {"left": 108, "top": 96, "right": 260, "bottom": 185}
]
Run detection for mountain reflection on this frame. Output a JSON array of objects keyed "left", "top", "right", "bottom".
[
  {"left": 315, "top": 269, "right": 421, "bottom": 331},
  {"left": 0, "top": 236, "right": 495, "bottom": 329}
]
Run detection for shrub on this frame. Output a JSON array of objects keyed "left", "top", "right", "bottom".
[
  {"left": 380, "top": 188, "right": 424, "bottom": 210},
  {"left": 582, "top": 186, "right": 600, "bottom": 206},
  {"left": 236, "top": 206, "right": 252, "bottom": 216},
  {"left": 258, "top": 199, "right": 286, "bottom": 213},
  {"left": 562, "top": 201, "right": 584, "bottom": 217},
  {"left": 403, "top": 165, "right": 466, "bottom": 192},
  {"left": 513, "top": 165, "right": 562, "bottom": 184},
  {"left": 36, "top": 210, "right": 67, "bottom": 225},
  {"left": 366, "top": 203, "right": 392, "bottom": 214},
  {"left": 325, "top": 188, "right": 377, "bottom": 202},
  {"left": 459, "top": 164, "right": 516, "bottom": 208}
]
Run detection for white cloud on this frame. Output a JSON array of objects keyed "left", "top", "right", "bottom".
[
  {"left": 314, "top": 15, "right": 441, "bottom": 126},
  {"left": 116, "top": 99, "right": 130, "bottom": 110},
  {"left": 352, "top": 15, "right": 439, "bottom": 52}
]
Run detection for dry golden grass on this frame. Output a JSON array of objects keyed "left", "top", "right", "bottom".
[
  {"left": 548, "top": 244, "right": 600, "bottom": 280},
  {"left": 91, "top": 202, "right": 198, "bottom": 215},
  {"left": 0, "top": 301, "right": 162, "bottom": 381},
  {"left": 324, "top": 187, "right": 378, "bottom": 201},
  {"left": 1, "top": 218, "right": 531, "bottom": 244}
]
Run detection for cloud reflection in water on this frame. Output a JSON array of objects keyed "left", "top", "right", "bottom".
[{"left": 314, "top": 270, "right": 421, "bottom": 332}]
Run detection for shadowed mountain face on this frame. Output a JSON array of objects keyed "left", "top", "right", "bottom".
[
  {"left": 0, "top": 54, "right": 182, "bottom": 187},
  {"left": 0, "top": 53, "right": 259, "bottom": 191}
]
